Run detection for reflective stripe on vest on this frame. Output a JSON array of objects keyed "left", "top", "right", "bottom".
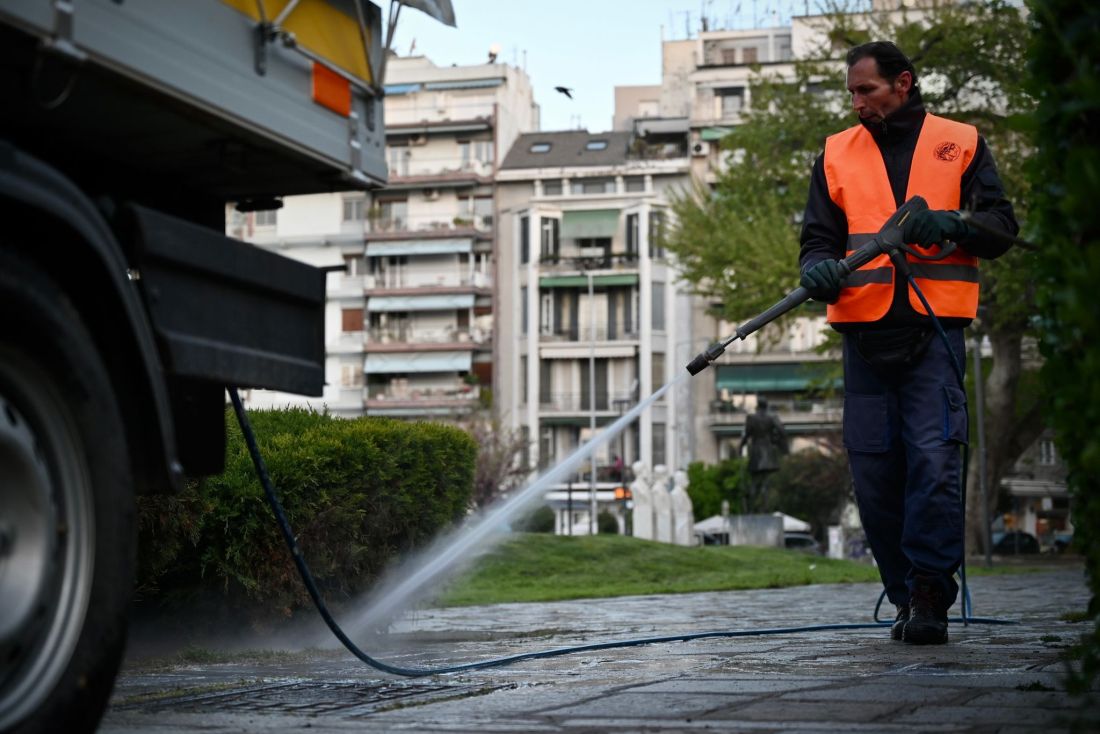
[{"left": 822, "top": 114, "right": 980, "bottom": 323}]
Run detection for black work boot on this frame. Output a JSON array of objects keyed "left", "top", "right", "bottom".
[
  {"left": 891, "top": 604, "right": 909, "bottom": 641},
  {"left": 903, "top": 582, "right": 948, "bottom": 644}
]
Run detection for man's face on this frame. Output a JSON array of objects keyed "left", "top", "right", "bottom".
[{"left": 846, "top": 57, "right": 911, "bottom": 124}]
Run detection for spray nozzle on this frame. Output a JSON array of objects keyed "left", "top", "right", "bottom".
[{"left": 686, "top": 340, "right": 728, "bottom": 375}]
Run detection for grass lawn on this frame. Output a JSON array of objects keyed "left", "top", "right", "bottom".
[
  {"left": 434, "top": 533, "right": 881, "bottom": 607},
  {"left": 433, "top": 534, "right": 1052, "bottom": 608}
]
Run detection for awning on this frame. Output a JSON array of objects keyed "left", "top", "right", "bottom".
[
  {"left": 541, "top": 345, "right": 636, "bottom": 359},
  {"left": 384, "top": 83, "right": 422, "bottom": 95},
  {"left": 561, "top": 210, "right": 619, "bottom": 239},
  {"left": 423, "top": 78, "right": 503, "bottom": 90},
  {"left": 367, "top": 294, "right": 475, "bottom": 312},
  {"left": 539, "top": 274, "right": 639, "bottom": 288},
  {"left": 279, "top": 246, "right": 345, "bottom": 270},
  {"left": 366, "top": 239, "right": 471, "bottom": 256},
  {"left": 365, "top": 351, "right": 472, "bottom": 374},
  {"left": 700, "top": 126, "right": 734, "bottom": 141},
  {"left": 715, "top": 363, "right": 841, "bottom": 393}
]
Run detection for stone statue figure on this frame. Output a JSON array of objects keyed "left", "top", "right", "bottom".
[
  {"left": 737, "top": 397, "right": 788, "bottom": 513},
  {"left": 629, "top": 460, "right": 654, "bottom": 541},
  {"left": 671, "top": 469, "right": 695, "bottom": 546},
  {"left": 652, "top": 464, "right": 672, "bottom": 544}
]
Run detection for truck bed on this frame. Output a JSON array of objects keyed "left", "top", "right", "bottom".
[{"left": 0, "top": 0, "right": 387, "bottom": 201}]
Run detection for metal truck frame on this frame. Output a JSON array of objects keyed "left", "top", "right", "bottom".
[{"left": 0, "top": 2, "right": 387, "bottom": 731}]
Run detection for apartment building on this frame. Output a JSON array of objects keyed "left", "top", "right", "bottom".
[
  {"left": 613, "top": 21, "right": 839, "bottom": 466},
  {"left": 495, "top": 128, "right": 692, "bottom": 533},
  {"left": 232, "top": 55, "right": 537, "bottom": 419}
]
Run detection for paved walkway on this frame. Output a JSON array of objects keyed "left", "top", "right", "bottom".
[{"left": 102, "top": 564, "right": 1097, "bottom": 733}]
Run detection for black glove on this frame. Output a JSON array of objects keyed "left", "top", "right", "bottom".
[
  {"left": 902, "top": 209, "right": 968, "bottom": 247},
  {"left": 800, "top": 259, "right": 843, "bottom": 303}
]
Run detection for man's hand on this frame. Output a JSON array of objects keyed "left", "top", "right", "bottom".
[
  {"left": 800, "top": 259, "right": 843, "bottom": 303},
  {"left": 902, "top": 209, "right": 968, "bottom": 247}
]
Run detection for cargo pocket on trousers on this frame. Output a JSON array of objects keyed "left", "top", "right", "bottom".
[
  {"left": 942, "top": 385, "right": 969, "bottom": 445},
  {"left": 843, "top": 393, "right": 889, "bottom": 452}
]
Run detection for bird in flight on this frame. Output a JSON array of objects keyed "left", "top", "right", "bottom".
[{"left": 554, "top": 86, "right": 573, "bottom": 99}]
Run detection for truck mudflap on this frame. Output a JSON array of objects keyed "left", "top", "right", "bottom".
[{"left": 125, "top": 204, "right": 326, "bottom": 396}]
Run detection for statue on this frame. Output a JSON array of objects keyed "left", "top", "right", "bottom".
[
  {"left": 737, "top": 397, "right": 788, "bottom": 513},
  {"left": 629, "top": 461, "right": 654, "bottom": 541},
  {"left": 652, "top": 464, "right": 672, "bottom": 544},
  {"left": 671, "top": 470, "right": 695, "bottom": 546}
]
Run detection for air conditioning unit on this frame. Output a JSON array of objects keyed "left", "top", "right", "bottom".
[
  {"left": 691, "top": 141, "right": 712, "bottom": 157},
  {"left": 423, "top": 187, "right": 440, "bottom": 201}
]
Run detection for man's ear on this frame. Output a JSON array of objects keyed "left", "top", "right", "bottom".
[{"left": 895, "top": 70, "right": 913, "bottom": 94}]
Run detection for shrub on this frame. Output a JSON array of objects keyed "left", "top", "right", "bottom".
[
  {"left": 686, "top": 458, "right": 746, "bottom": 519},
  {"left": 598, "top": 510, "right": 620, "bottom": 534},
  {"left": 137, "top": 408, "right": 475, "bottom": 618},
  {"left": 514, "top": 505, "right": 556, "bottom": 533}
]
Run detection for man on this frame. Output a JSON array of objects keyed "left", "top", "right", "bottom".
[{"left": 799, "top": 42, "right": 1017, "bottom": 644}]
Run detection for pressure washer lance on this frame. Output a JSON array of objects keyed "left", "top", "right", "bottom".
[{"left": 685, "top": 194, "right": 930, "bottom": 376}]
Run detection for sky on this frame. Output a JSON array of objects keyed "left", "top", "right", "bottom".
[{"left": 388, "top": 0, "right": 818, "bottom": 133}]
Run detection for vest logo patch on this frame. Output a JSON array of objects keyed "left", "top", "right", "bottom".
[{"left": 934, "top": 141, "right": 961, "bottom": 161}]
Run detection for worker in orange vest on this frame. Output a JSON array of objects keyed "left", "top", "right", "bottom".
[{"left": 798, "top": 42, "right": 1018, "bottom": 644}]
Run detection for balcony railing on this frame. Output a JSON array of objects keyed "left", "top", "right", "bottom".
[
  {"left": 387, "top": 154, "right": 493, "bottom": 180},
  {"left": 363, "top": 271, "right": 491, "bottom": 290},
  {"left": 539, "top": 251, "right": 639, "bottom": 270},
  {"left": 539, "top": 326, "right": 638, "bottom": 342},
  {"left": 367, "top": 326, "right": 489, "bottom": 345},
  {"left": 385, "top": 99, "right": 496, "bottom": 126},
  {"left": 367, "top": 384, "right": 481, "bottom": 402},
  {"left": 368, "top": 213, "right": 492, "bottom": 235},
  {"left": 709, "top": 397, "right": 843, "bottom": 416},
  {"left": 539, "top": 391, "right": 637, "bottom": 412}
]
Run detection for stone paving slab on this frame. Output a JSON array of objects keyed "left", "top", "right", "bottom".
[{"left": 100, "top": 566, "right": 1097, "bottom": 733}]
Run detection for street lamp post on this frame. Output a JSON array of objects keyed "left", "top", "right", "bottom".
[{"left": 588, "top": 270, "right": 598, "bottom": 535}]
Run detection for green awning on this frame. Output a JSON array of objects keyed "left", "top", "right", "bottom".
[
  {"left": 539, "top": 274, "right": 639, "bottom": 288},
  {"left": 700, "top": 126, "right": 733, "bottom": 141},
  {"left": 561, "top": 210, "right": 619, "bottom": 239},
  {"left": 715, "top": 363, "right": 841, "bottom": 393}
]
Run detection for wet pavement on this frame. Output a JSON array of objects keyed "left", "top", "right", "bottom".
[{"left": 102, "top": 564, "right": 1098, "bottom": 732}]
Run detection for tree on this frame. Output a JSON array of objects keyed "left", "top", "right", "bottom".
[
  {"left": 460, "top": 412, "right": 531, "bottom": 509},
  {"left": 1029, "top": 0, "right": 1100, "bottom": 695},
  {"left": 664, "top": 0, "right": 1039, "bottom": 554},
  {"left": 763, "top": 441, "right": 851, "bottom": 542},
  {"left": 685, "top": 457, "right": 746, "bottom": 519}
]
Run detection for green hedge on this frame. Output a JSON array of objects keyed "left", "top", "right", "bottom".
[
  {"left": 137, "top": 408, "right": 475, "bottom": 617},
  {"left": 1029, "top": 0, "right": 1100, "bottom": 693}
]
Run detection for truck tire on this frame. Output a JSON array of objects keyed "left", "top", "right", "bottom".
[{"left": 0, "top": 249, "right": 135, "bottom": 734}]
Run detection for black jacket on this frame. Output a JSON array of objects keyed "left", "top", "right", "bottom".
[{"left": 798, "top": 89, "right": 1019, "bottom": 330}]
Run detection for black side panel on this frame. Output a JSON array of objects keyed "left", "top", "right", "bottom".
[{"left": 125, "top": 204, "right": 325, "bottom": 396}]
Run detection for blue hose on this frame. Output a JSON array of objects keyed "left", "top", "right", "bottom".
[{"left": 228, "top": 372, "right": 1012, "bottom": 679}]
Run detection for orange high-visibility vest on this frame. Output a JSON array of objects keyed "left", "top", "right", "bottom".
[{"left": 823, "top": 113, "right": 980, "bottom": 323}]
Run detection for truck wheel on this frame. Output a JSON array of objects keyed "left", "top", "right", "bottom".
[{"left": 0, "top": 251, "right": 135, "bottom": 734}]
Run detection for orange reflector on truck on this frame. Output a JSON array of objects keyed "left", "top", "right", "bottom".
[{"left": 312, "top": 62, "right": 351, "bottom": 116}]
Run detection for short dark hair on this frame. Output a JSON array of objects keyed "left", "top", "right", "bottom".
[{"left": 846, "top": 41, "right": 918, "bottom": 88}]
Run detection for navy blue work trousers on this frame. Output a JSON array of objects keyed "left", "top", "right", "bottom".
[{"left": 842, "top": 327, "right": 968, "bottom": 609}]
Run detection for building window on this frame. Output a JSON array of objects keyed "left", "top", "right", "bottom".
[
  {"left": 520, "top": 286, "right": 528, "bottom": 334},
  {"left": 520, "top": 356, "right": 527, "bottom": 401},
  {"left": 342, "top": 308, "right": 364, "bottom": 333},
  {"left": 520, "top": 215, "right": 530, "bottom": 263},
  {"left": 542, "top": 179, "right": 563, "bottom": 196},
  {"left": 376, "top": 199, "right": 407, "bottom": 232},
  {"left": 254, "top": 209, "right": 277, "bottom": 227},
  {"left": 742, "top": 47, "right": 758, "bottom": 64},
  {"left": 340, "top": 364, "right": 363, "bottom": 387},
  {"left": 1039, "top": 439, "right": 1057, "bottom": 466},
  {"left": 651, "top": 282, "right": 665, "bottom": 331},
  {"left": 530, "top": 142, "right": 552, "bottom": 153},
  {"left": 652, "top": 352, "right": 665, "bottom": 389},
  {"left": 387, "top": 143, "right": 409, "bottom": 177},
  {"left": 721, "top": 48, "right": 738, "bottom": 65},
  {"left": 342, "top": 197, "right": 367, "bottom": 222},
  {"left": 540, "top": 217, "right": 560, "bottom": 260},
  {"left": 649, "top": 210, "right": 666, "bottom": 259},
  {"left": 580, "top": 178, "right": 612, "bottom": 194},
  {"left": 652, "top": 422, "right": 666, "bottom": 466},
  {"left": 585, "top": 139, "right": 608, "bottom": 151},
  {"left": 624, "top": 176, "right": 646, "bottom": 192},
  {"left": 626, "top": 213, "right": 639, "bottom": 257},
  {"left": 718, "top": 86, "right": 745, "bottom": 116}
]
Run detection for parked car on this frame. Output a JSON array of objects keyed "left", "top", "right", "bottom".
[
  {"left": 784, "top": 532, "right": 822, "bottom": 555},
  {"left": 991, "top": 530, "right": 1041, "bottom": 555}
]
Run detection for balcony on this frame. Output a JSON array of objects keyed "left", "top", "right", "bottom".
[
  {"left": 365, "top": 383, "right": 482, "bottom": 414},
  {"left": 539, "top": 249, "right": 639, "bottom": 272},
  {"left": 386, "top": 154, "right": 493, "bottom": 183},
  {"left": 363, "top": 271, "right": 491, "bottom": 292},
  {"left": 540, "top": 391, "right": 637, "bottom": 412},
  {"left": 368, "top": 213, "right": 492, "bottom": 237},
  {"left": 366, "top": 326, "right": 490, "bottom": 349},
  {"left": 385, "top": 100, "right": 496, "bottom": 127},
  {"left": 538, "top": 326, "right": 638, "bottom": 343}
]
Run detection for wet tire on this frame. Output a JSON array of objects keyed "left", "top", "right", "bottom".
[{"left": 0, "top": 249, "right": 135, "bottom": 734}]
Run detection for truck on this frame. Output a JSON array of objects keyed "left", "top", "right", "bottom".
[{"left": 0, "top": 1, "right": 391, "bottom": 731}]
